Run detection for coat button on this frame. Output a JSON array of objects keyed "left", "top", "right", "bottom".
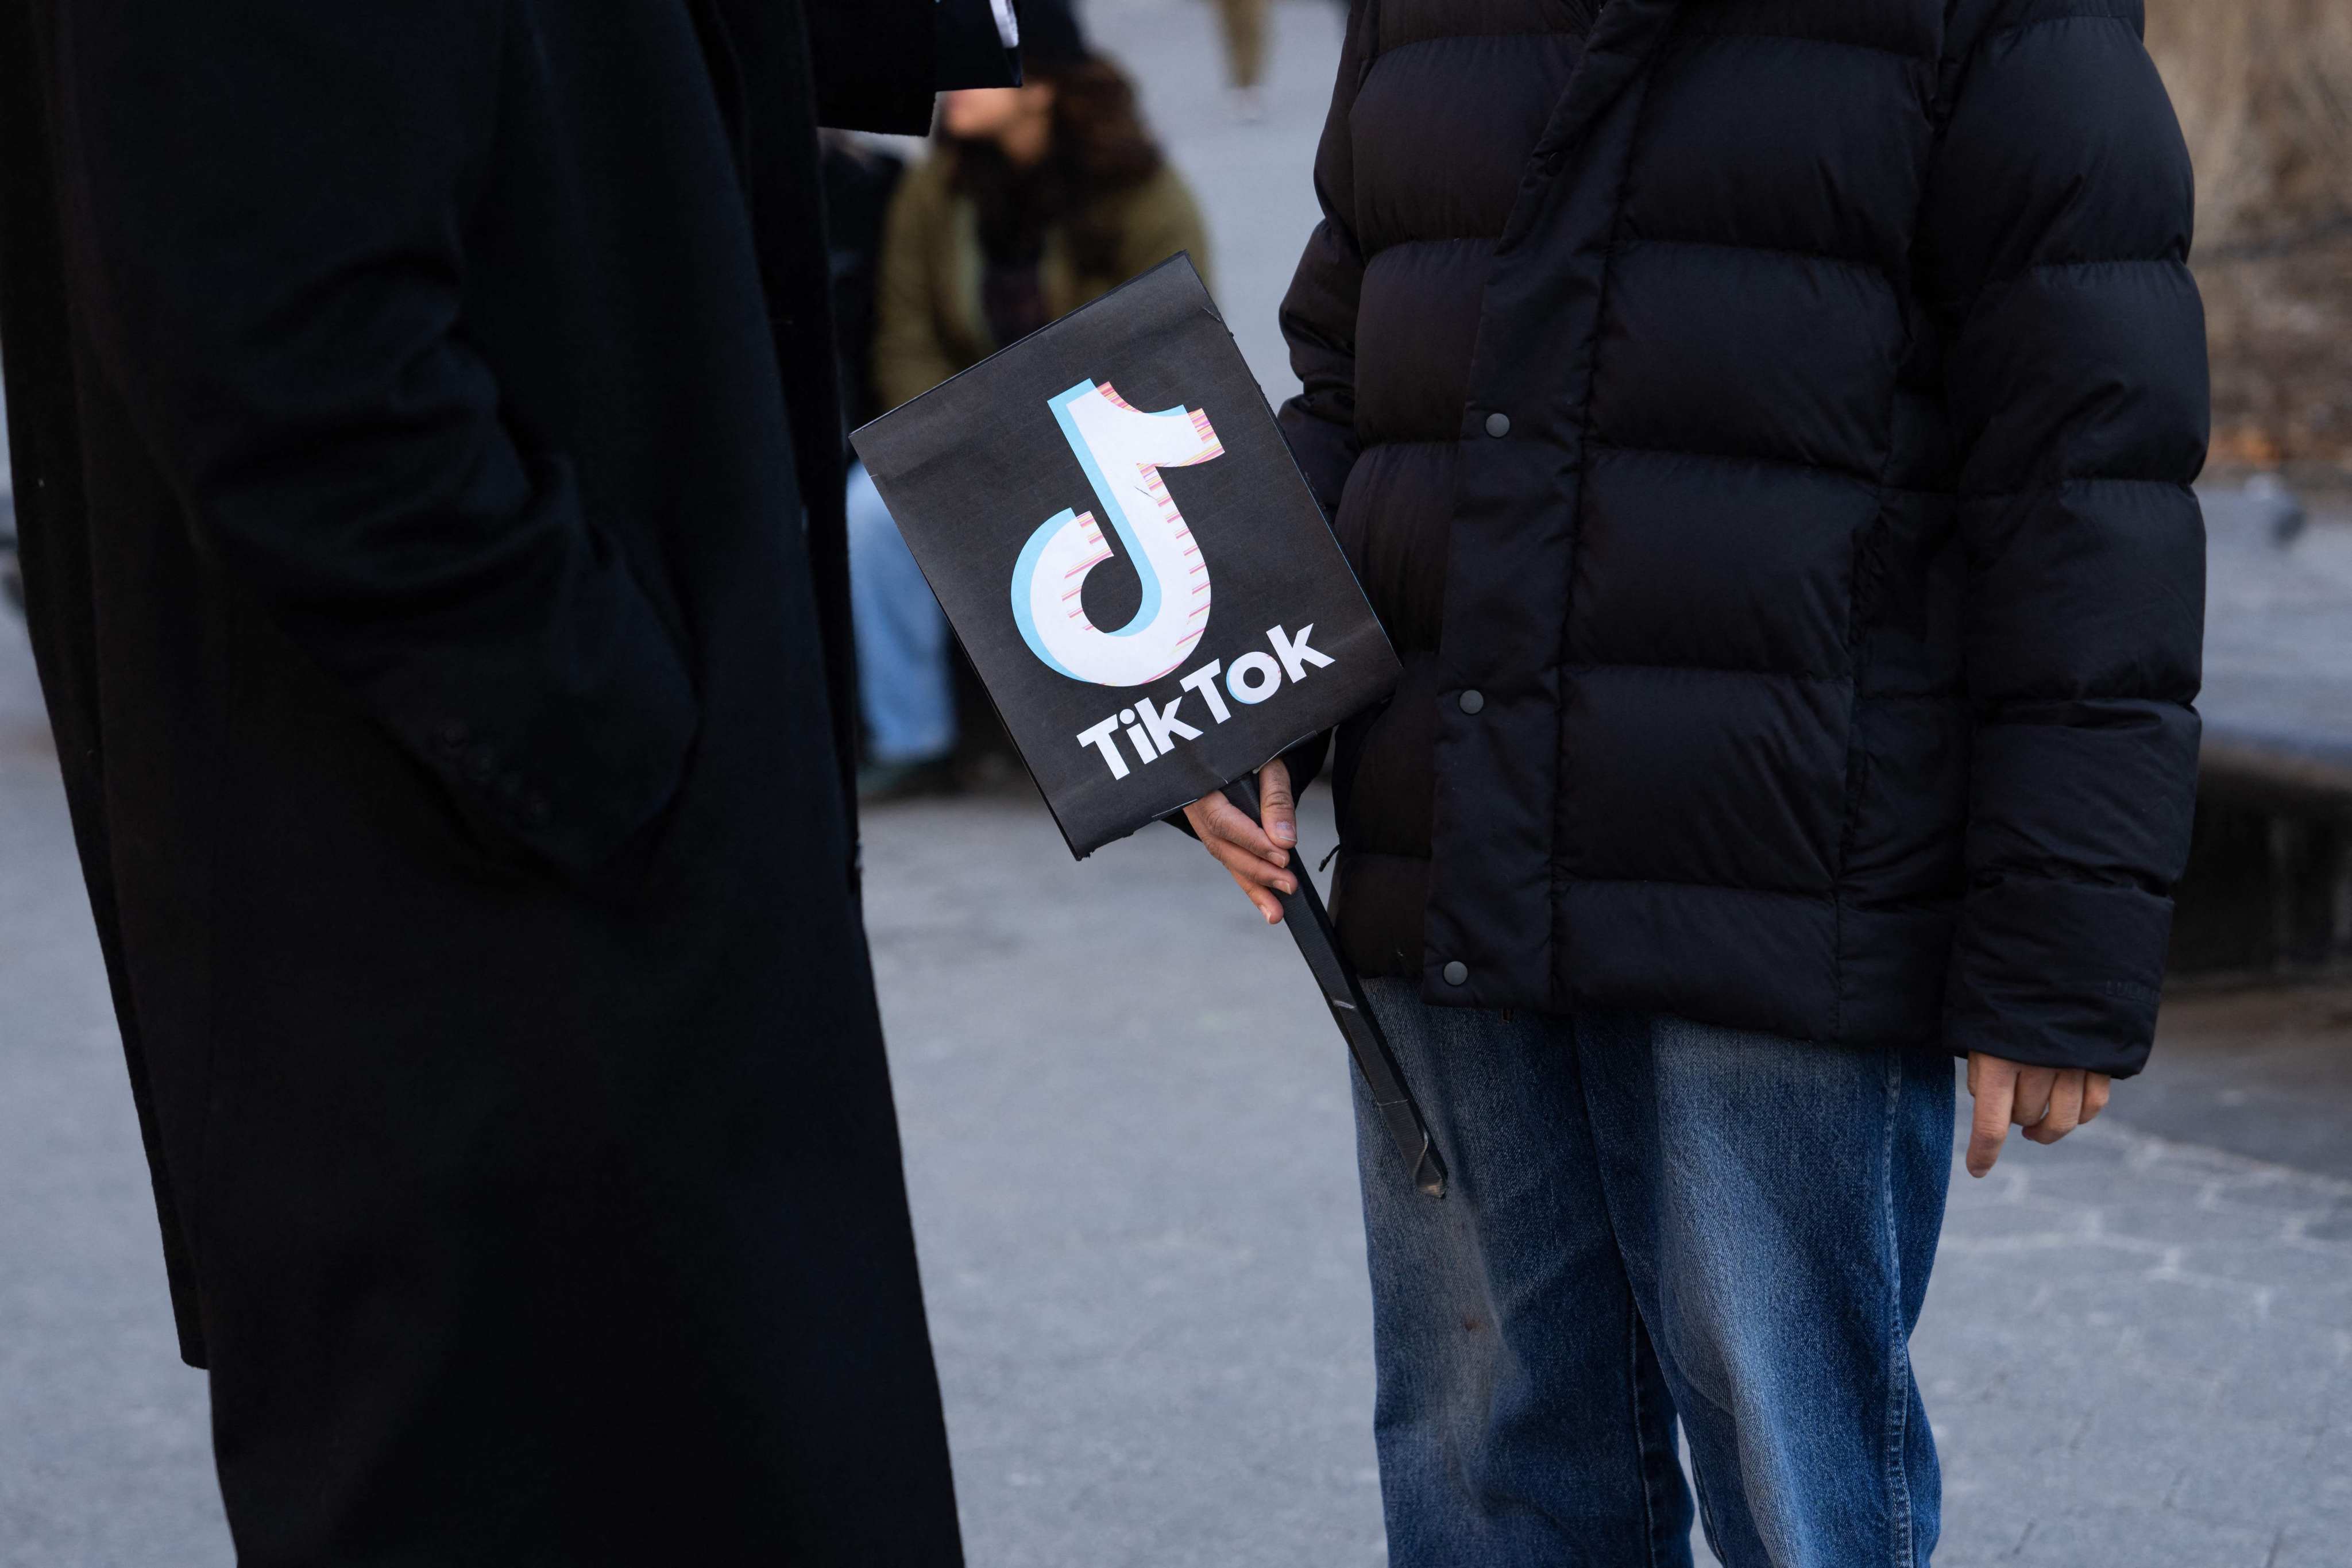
[
  {"left": 1484, "top": 412, "right": 1511, "bottom": 438},
  {"left": 523, "top": 794, "right": 551, "bottom": 827},
  {"left": 1459, "top": 690, "right": 1485, "bottom": 715},
  {"left": 434, "top": 720, "right": 468, "bottom": 752},
  {"left": 1443, "top": 960, "right": 1470, "bottom": 987}
]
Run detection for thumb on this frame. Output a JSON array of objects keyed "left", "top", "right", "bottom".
[{"left": 1259, "top": 758, "right": 1297, "bottom": 848}]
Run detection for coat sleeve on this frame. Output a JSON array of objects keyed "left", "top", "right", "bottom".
[
  {"left": 1922, "top": 0, "right": 2210, "bottom": 1077},
  {"left": 1265, "top": 6, "right": 1376, "bottom": 797},
  {"left": 51, "top": 1, "right": 698, "bottom": 878},
  {"left": 1276, "top": 9, "right": 1370, "bottom": 520},
  {"left": 804, "top": 0, "right": 937, "bottom": 134}
]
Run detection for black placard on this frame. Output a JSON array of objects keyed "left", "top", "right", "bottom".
[{"left": 852, "top": 256, "right": 1401, "bottom": 858}]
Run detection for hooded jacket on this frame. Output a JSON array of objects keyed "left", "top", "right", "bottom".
[{"left": 1281, "top": 0, "right": 2208, "bottom": 1076}]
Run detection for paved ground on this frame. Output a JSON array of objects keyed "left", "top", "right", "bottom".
[
  {"left": 2202, "top": 484, "right": 2352, "bottom": 771},
  {"left": 6, "top": 2, "right": 2351, "bottom": 1564}
]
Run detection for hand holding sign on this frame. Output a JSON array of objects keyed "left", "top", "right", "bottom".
[
  {"left": 1184, "top": 755, "right": 1298, "bottom": 925},
  {"left": 852, "top": 256, "right": 1443, "bottom": 1198}
]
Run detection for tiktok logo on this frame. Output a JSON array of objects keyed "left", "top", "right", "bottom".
[{"left": 1010, "top": 379, "right": 1225, "bottom": 687}]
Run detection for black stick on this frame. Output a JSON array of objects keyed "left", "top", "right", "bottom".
[{"left": 1223, "top": 777, "right": 1447, "bottom": 1200}]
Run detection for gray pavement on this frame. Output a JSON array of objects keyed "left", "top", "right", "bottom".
[
  {"left": 6, "top": 2, "right": 2352, "bottom": 1563},
  {"left": 1, "top": 596, "right": 229, "bottom": 1563},
  {"left": 2202, "top": 484, "right": 2352, "bottom": 771}
]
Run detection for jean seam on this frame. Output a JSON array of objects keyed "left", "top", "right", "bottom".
[
  {"left": 1627, "top": 1303, "right": 1666, "bottom": 1568},
  {"left": 1880, "top": 1045, "right": 1918, "bottom": 1566},
  {"left": 1575, "top": 1017, "right": 1681, "bottom": 1566},
  {"left": 1688, "top": 1462, "right": 1729, "bottom": 1568}
]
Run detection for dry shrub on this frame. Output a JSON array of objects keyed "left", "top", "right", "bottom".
[{"left": 2145, "top": 0, "right": 2352, "bottom": 468}]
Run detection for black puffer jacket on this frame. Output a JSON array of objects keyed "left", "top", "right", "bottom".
[{"left": 1280, "top": 0, "right": 2207, "bottom": 1076}]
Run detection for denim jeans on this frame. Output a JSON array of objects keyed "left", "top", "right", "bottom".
[
  {"left": 1355, "top": 982, "right": 1955, "bottom": 1567},
  {"left": 846, "top": 461, "right": 957, "bottom": 764}
]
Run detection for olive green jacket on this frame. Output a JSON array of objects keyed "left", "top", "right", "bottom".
[{"left": 871, "top": 152, "right": 1211, "bottom": 411}]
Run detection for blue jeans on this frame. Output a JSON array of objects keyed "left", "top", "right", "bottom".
[
  {"left": 846, "top": 462, "right": 956, "bottom": 765},
  {"left": 1355, "top": 983, "right": 1955, "bottom": 1567}
]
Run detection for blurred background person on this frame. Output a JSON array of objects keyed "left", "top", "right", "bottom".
[
  {"left": 1213, "top": 0, "right": 1269, "bottom": 118},
  {"left": 820, "top": 130, "right": 933, "bottom": 797},
  {"left": 1204, "top": 0, "right": 1353, "bottom": 123},
  {"left": 852, "top": 0, "right": 1211, "bottom": 800}
]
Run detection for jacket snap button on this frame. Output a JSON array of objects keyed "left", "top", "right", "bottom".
[
  {"left": 1459, "top": 690, "right": 1485, "bottom": 715},
  {"left": 1484, "top": 412, "right": 1511, "bottom": 439},
  {"left": 1443, "top": 960, "right": 1470, "bottom": 987}
]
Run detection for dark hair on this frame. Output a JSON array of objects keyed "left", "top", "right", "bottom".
[{"left": 943, "top": 56, "right": 1167, "bottom": 274}]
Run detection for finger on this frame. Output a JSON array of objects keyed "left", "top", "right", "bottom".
[
  {"left": 1205, "top": 836, "right": 1296, "bottom": 896},
  {"left": 2080, "top": 1073, "right": 2112, "bottom": 1125},
  {"left": 1194, "top": 792, "right": 1288, "bottom": 869},
  {"left": 2026, "top": 1071, "right": 2086, "bottom": 1145},
  {"left": 2011, "top": 1065, "right": 2058, "bottom": 1128},
  {"left": 1967, "top": 1057, "right": 2017, "bottom": 1178},
  {"left": 1229, "top": 865, "right": 1284, "bottom": 925},
  {"left": 1258, "top": 759, "right": 1297, "bottom": 849}
]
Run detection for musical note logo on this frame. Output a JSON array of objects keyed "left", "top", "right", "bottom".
[{"left": 1010, "top": 379, "right": 1225, "bottom": 688}]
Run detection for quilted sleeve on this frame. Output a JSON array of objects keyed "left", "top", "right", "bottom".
[
  {"left": 1276, "top": 6, "right": 1370, "bottom": 519},
  {"left": 1922, "top": 0, "right": 2210, "bottom": 1076}
]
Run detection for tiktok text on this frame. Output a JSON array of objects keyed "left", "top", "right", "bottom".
[{"left": 1074, "top": 623, "right": 1334, "bottom": 780}]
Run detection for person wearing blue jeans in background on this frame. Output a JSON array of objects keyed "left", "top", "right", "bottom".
[
  {"left": 1187, "top": 1, "right": 2208, "bottom": 1562},
  {"left": 847, "top": 459, "right": 960, "bottom": 785},
  {"left": 822, "top": 133, "right": 964, "bottom": 797},
  {"left": 857, "top": 1, "right": 1211, "bottom": 795}
]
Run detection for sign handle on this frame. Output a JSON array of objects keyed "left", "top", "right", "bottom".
[{"left": 1222, "top": 777, "right": 1447, "bottom": 1200}]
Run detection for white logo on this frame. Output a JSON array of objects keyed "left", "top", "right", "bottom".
[{"left": 1010, "top": 379, "right": 1225, "bottom": 688}]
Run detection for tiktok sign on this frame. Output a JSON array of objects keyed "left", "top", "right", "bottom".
[
  {"left": 1011, "top": 377, "right": 1342, "bottom": 786},
  {"left": 852, "top": 256, "right": 1401, "bottom": 858}
]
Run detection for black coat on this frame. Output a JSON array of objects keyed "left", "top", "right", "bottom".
[
  {"left": 825, "top": 140, "right": 910, "bottom": 432},
  {"left": 0, "top": 1, "right": 964, "bottom": 1562},
  {"left": 1283, "top": 0, "right": 2208, "bottom": 1076}
]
